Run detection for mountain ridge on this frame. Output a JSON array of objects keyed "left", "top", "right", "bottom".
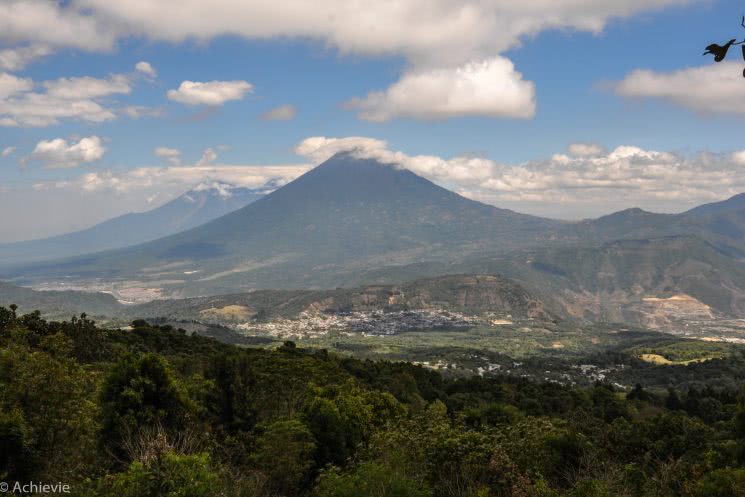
[
  {"left": 5, "top": 153, "right": 745, "bottom": 325},
  {"left": 0, "top": 183, "right": 265, "bottom": 265},
  {"left": 5, "top": 153, "right": 566, "bottom": 295},
  {"left": 122, "top": 273, "right": 555, "bottom": 323}
]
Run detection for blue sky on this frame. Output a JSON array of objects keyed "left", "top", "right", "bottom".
[{"left": 2, "top": 0, "right": 745, "bottom": 241}]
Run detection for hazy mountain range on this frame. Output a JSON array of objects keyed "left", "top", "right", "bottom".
[
  {"left": 5, "top": 153, "right": 562, "bottom": 294},
  {"left": 3, "top": 152, "right": 745, "bottom": 325},
  {"left": 0, "top": 183, "right": 264, "bottom": 265}
]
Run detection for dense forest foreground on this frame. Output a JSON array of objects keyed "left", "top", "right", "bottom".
[{"left": 4, "top": 305, "right": 745, "bottom": 497}]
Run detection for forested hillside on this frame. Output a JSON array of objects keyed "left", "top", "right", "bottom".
[{"left": 3, "top": 306, "right": 745, "bottom": 497}]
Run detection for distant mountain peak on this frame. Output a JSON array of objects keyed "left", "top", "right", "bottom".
[
  {"left": 603, "top": 207, "right": 654, "bottom": 217},
  {"left": 191, "top": 181, "right": 238, "bottom": 199},
  {"left": 319, "top": 150, "right": 397, "bottom": 167},
  {"left": 685, "top": 192, "right": 745, "bottom": 216},
  {"left": 305, "top": 151, "right": 400, "bottom": 176},
  {"left": 266, "top": 152, "right": 453, "bottom": 206},
  {"left": 0, "top": 180, "right": 266, "bottom": 265}
]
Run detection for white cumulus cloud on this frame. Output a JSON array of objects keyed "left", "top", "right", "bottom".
[
  {"left": 72, "top": 0, "right": 690, "bottom": 63},
  {"left": 0, "top": 0, "right": 694, "bottom": 122},
  {"left": 167, "top": 80, "right": 253, "bottom": 106},
  {"left": 122, "top": 105, "right": 164, "bottom": 119},
  {"left": 0, "top": 92, "right": 116, "bottom": 127},
  {"left": 731, "top": 150, "right": 745, "bottom": 165},
  {"left": 260, "top": 104, "right": 297, "bottom": 121},
  {"left": 294, "top": 136, "right": 389, "bottom": 164},
  {"left": 38, "top": 164, "right": 310, "bottom": 195},
  {"left": 154, "top": 146, "right": 182, "bottom": 166},
  {"left": 0, "top": 72, "right": 33, "bottom": 98},
  {"left": 29, "top": 135, "right": 107, "bottom": 168},
  {"left": 0, "top": 44, "right": 51, "bottom": 71},
  {"left": 346, "top": 57, "right": 536, "bottom": 122},
  {"left": 1, "top": 146, "right": 16, "bottom": 157},
  {"left": 0, "top": 0, "right": 115, "bottom": 51},
  {"left": 135, "top": 61, "right": 156, "bottom": 77},
  {"left": 33, "top": 133, "right": 745, "bottom": 219},
  {"left": 0, "top": 70, "right": 140, "bottom": 127},
  {"left": 568, "top": 143, "right": 606, "bottom": 157},
  {"left": 614, "top": 62, "right": 745, "bottom": 114},
  {"left": 196, "top": 147, "right": 218, "bottom": 166},
  {"left": 294, "top": 136, "right": 745, "bottom": 217},
  {"left": 43, "top": 74, "right": 131, "bottom": 99}
]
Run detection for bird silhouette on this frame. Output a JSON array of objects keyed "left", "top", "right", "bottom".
[{"left": 704, "top": 38, "right": 738, "bottom": 61}]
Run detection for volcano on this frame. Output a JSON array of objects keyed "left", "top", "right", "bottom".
[{"left": 9, "top": 153, "right": 562, "bottom": 296}]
